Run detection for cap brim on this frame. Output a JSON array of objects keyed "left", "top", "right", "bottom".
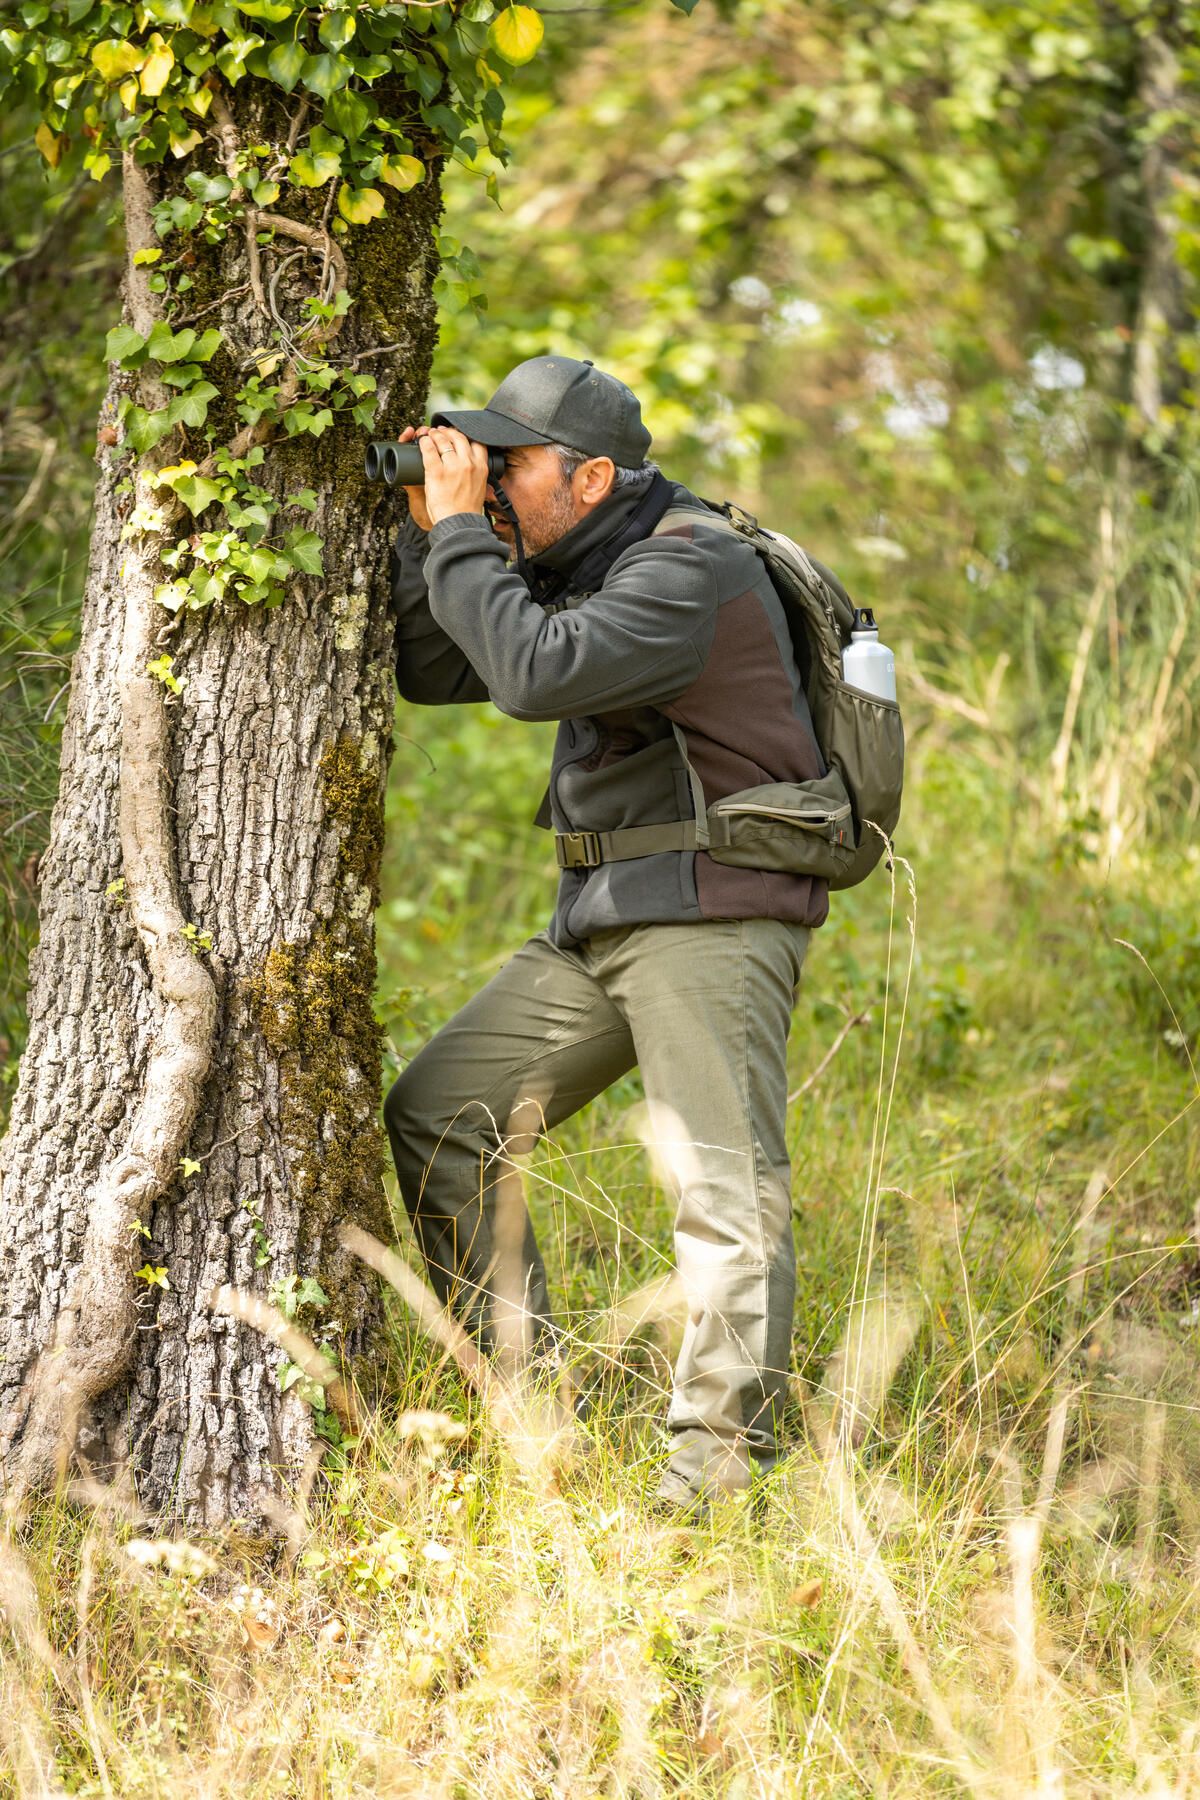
[{"left": 430, "top": 407, "right": 552, "bottom": 448}]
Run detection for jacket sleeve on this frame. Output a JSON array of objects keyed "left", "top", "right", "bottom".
[
  {"left": 391, "top": 515, "right": 491, "bottom": 705},
  {"left": 423, "top": 512, "right": 718, "bottom": 723}
]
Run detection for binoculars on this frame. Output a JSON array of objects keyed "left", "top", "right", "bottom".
[{"left": 364, "top": 439, "right": 507, "bottom": 486}]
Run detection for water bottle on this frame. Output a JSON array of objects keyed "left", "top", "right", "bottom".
[{"left": 842, "top": 607, "right": 896, "bottom": 703}]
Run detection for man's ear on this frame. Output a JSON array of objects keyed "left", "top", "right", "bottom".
[{"left": 577, "top": 456, "right": 616, "bottom": 508}]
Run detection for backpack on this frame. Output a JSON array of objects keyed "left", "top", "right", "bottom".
[
  {"left": 545, "top": 493, "right": 904, "bottom": 892},
  {"left": 650, "top": 501, "right": 904, "bottom": 890}
]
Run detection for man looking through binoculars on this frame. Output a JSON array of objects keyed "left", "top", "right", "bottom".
[{"left": 384, "top": 355, "right": 829, "bottom": 1515}]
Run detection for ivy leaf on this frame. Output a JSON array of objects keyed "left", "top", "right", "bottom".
[
  {"left": 106, "top": 325, "right": 147, "bottom": 366},
  {"left": 147, "top": 321, "right": 198, "bottom": 362},
  {"left": 91, "top": 38, "right": 144, "bottom": 82},
  {"left": 295, "top": 1277, "right": 329, "bottom": 1309},
  {"left": 461, "top": 0, "right": 495, "bottom": 18},
  {"left": 179, "top": 1157, "right": 202, "bottom": 1178},
  {"left": 139, "top": 31, "right": 175, "bottom": 95},
  {"left": 488, "top": 5, "right": 543, "bottom": 66},
  {"left": 247, "top": 174, "right": 281, "bottom": 205},
  {"left": 184, "top": 169, "right": 233, "bottom": 203},
  {"left": 319, "top": 10, "right": 355, "bottom": 50},
  {"left": 324, "top": 87, "right": 375, "bottom": 141},
  {"left": 214, "top": 32, "right": 263, "bottom": 82},
  {"left": 192, "top": 328, "right": 222, "bottom": 361},
  {"left": 289, "top": 126, "right": 344, "bottom": 187},
  {"left": 123, "top": 406, "right": 173, "bottom": 454},
  {"left": 266, "top": 39, "right": 306, "bottom": 93},
  {"left": 380, "top": 153, "right": 425, "bottom": 192},
  {"left": 144, "top": 0, "right": 194, "bottom": 22},
  {"left": 337, "top": 183, "right": 384, "bottom": 225},
  {"left": 135, "top": 1264, "right": 171, "bottom": 1290},
  {"left": 669, "top": 0, "right": 701, "bottom": 10},
  {"left": 283, "top": 527, "right": 324, "bottom": 575},
  {"left": 133, "top": 247, "right": 163, "bottom": 267},
  {"left": 301, "top": 52, "right": 349, "bottom": 99},
  {"left": 172, "top": 473, "right": 225, "bottom": 515},
  {"left": 235, "top": 0, "right": 293, "bottom": 16},
  {"left": 407, "top": 59, "right": 442, "bottom": 102},
  {"left": 166, "top": 381, "right": 218, "bottom": 428}
]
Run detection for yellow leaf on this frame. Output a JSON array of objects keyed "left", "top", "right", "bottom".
[
  {"left": 35, "top": 123, "right": 63, "bottom": 167},
  {"left": 379, "top": 154, "right": 425, "bottom": 193},
  {"left": 133, "top": 247, "right": 162, "bottom": 265},
  {"left": 154, "top": 460, "right": 199, "bottom": 487},
  {"left": 475, "top": 56, "right": 503, "bottom": 89},
  {"left": 91, "top": 38, "right": 145, "bottom": 83},
  {"left": 118, "top": 75, "right": 141, "bottom": 111},
  {"left": 337, "top": 183, "right": 384, "bottom": 225},
  {"left": 488, "top": 5, "right": 543, "bottom": 65},
  {"left": 185, "top": 84, "right": 214, "bottom": 117},
  {"left": 170, "top": 128, "right": 202, "bottom": 157},
  {"left": 140, "top": 33, "right": 175, "bottom": 96}
]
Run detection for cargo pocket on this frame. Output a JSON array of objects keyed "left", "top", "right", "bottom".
[{"left": 705, "top": 771, "right": 858, "bottom": 881}]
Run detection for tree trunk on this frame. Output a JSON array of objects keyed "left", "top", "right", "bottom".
[{"left": 0, "top": 80, "right": 441, "bottom": 1527}]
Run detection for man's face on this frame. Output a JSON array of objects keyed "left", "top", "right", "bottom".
[{"left": 485, "top": 445, "right": 609, "bottom": 559}]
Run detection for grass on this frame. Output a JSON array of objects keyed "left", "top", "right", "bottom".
[{"left": 3, "top": 724, "right": 1200, "bottom": 1796}]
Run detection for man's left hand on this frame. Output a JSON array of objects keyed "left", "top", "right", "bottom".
[{"left": 416, "top": 425, "right": 490, "bottom": 526}]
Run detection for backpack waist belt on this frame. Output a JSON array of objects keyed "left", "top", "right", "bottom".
[{"left": 555, "top": 817, "right": 740, "bottom": 869}]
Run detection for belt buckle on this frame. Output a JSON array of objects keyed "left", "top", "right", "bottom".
[{"left": 556, "top": 830, "right": 602, "bottom": 869}]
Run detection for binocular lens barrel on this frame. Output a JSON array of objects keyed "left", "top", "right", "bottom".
[
  {"left": 364, "top": 440, "right": 507, "bottom": 486},
  {"left": 364, "top": 440, "right": 426, "bottom": 486}
]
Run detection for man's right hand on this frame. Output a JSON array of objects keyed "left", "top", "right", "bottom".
[{"left": 398, "top": 425, "right": 433, "bottom": 532}]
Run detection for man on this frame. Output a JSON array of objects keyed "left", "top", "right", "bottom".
[{"left": 385, "top": 355, "right": 828, "bottom": 1512}]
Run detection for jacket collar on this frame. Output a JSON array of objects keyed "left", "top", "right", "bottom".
[{"left": 528, "top": 480, "right": 655, "bottom": 579}]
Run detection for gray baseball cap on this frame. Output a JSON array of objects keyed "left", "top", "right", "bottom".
[{"left": 432, "top": 355, "right": 651, "bottom": 467}]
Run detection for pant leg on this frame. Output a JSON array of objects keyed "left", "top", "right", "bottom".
[
  {"left": 586, "top": 918, "right": 810, "bottom": 1499},
  {"left": 384, "top": 931, "right": 635, "bottom": 1361}
]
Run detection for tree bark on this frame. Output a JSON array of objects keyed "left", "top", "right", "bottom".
[{"left": 0, "top": 80, "right": 441, "bottom": 1527}]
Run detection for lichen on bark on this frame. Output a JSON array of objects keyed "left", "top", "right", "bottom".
[{"left": 239, "top": 731, "right": 392, "bottom": 1365}]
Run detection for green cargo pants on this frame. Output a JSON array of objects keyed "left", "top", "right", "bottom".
[{"left": 384, "top": 917, "right": 810, "bottom": 1502}]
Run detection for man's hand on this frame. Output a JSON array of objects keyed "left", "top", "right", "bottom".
[{"left": 412, "top": 424, "right": 490, "bottom": 528}]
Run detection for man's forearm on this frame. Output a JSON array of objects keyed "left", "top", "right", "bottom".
[{"left": 391, "top": 516, "right": 491, "bottom": 706}]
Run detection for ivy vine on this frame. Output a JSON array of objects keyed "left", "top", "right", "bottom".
[{"left": 0, "top": 0, "right": 547, "bottom": 613}]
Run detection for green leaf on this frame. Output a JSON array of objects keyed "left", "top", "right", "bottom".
[
  {"left": 166, "top": 381, "right": 218, "bottom": 428},
  {"left": 301, "top": 51, "right": 348, "bottom": 99},
  {"left": 123, "top": 406, "right": 173, "bottom": 454},
  {"left": 289, "top": 126, "right": 344, "bottom": 187},
  {"left": 461, "top": 0, "right": 494, "bottom": 18},
  {"left": 248, "top": 174, "right": 280, "bottom": 205},
  {"left": 235, "top": 0, "right": 292, "bottom": 15},
  {"left": 337, "top": 183, "right": 384, "bottom": 225},
  {"left": 214, "top": 32, "right": 263, "bottom": 82},
  {"left": 144, "top": 0, "right": 194, "bottom": 22},
  {"left": 192, "top": 328, "right": 222, "bottom": 361},
  {"left": 91, "top": 38, "right": 144, "bottom": 82},
  {"left": 283, "top": 527, "right": 324, "bottom": 574},
  {"left": 184, "top": 169, "right": 233, "bottom": 202},
  {"left": 147, "top": 321, "right": 198, "bottom": 363},
  {"left": 324, "top": 87, "right": 374, "bottom": 141},
  {"left": 380, "top": 153, "right": 424, "bottom": 192},
  {"left": 295, "top": 1277, "right": 329, "bottom": 1309},
  {"left": 488, "top": 4, "right": 543, "bottom": 65},
  {"left": 266, "top": 38, "right": 306, "bottom": 92},
  {"left": 173, "top": 474, "right": 225, "bottom": 515},
  {"left": 106, "top": 325, "right": 146, "bottom": 366},
  {"left": 318, "top": 9, "right": 355, "bottom": 50}
]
